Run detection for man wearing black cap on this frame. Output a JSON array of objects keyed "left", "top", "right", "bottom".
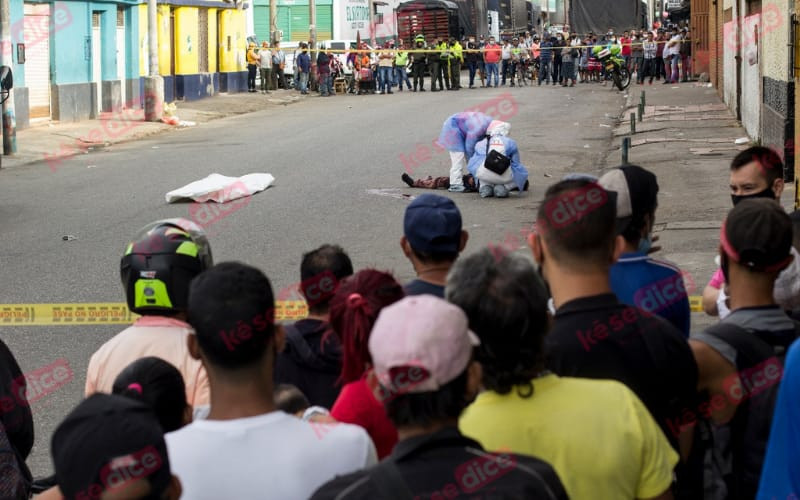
[
  {"left": 167, "top": 262, "right": 376, "bottom": 499},
  {"left": 528, "top": 179, "right": 697, "bottom": 457},
  {"left": 599, "top": 165, "right": 691, "bottom": 337},
  {"left": 400, "top": 194, "right": 468, "bottom": 298},
  {"left": 50, "top": 393, "right": 181, "bottom": 500},
  {"left": 690, "top": 199, "right": 799, "bottom": 500}
]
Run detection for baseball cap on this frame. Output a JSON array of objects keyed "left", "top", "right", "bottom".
[
  {"left": 403, "top": 194, "right": 463, "bottom": 255},
  {"left": 369, "top": 295, "right": 479, "bottom": 394},
  {"left": 51, "top": 393, "right": 172, "bottom": 500},
  {"left": 598, "top": 165, "right": 658, "bottom": 233},
  {"left": 720, "top": 198, "right": 793, "bottom": 272}
]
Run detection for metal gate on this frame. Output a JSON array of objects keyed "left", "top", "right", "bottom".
[{"left": 24, "top": 3, "right": 51, "bottom": 119}]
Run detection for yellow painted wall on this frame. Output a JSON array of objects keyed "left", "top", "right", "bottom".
[
  {"left": 157, "top": 5, "right": 171, "bottom": 75},
  {"left": 138, "top": 4, "right": 147, "bottom": 76},
  {"left": 218, "top": 9, "right": 246, "bottom": 72},
  {"left": 174, "top": 7, "right": 199, "bottom": 75},
  {"left": 208, "top": 8, "right": 218, "bottom": 73}
]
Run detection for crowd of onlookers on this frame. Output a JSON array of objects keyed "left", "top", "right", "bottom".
[
  {"left": 243, "top": 23, "right": 694, "bottom": 97},
  {"left": 2, "top": 144, "right": 799, "bottom": 499}
]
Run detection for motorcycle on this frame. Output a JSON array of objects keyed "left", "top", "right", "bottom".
[{"left": 593, "top": 45, "right": 631, "bottom": 91}]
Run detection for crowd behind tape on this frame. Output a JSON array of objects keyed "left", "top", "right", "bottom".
[{"left": 0, "top": 298, "right": 703, "bottom": 326}]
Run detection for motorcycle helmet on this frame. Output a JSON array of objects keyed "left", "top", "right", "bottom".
[{"left": 120, "top": 219, "right": 213, "bottom": 316}]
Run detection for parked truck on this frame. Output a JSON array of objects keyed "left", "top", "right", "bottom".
[
  {"left": 396, "top": 0, "right": 487, "bottom": 45},
  {"left": 396, "top": 0, "right": 461, "bottom": 45},
  {"left": 497, "top": 0, "right": 527, "bottom": 38}
]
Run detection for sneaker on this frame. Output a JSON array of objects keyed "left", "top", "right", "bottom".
[
  {"left": 401, "top": 173, "right": 415, "bottom": 187},
  {"left": 448, "top": 184, "right": 466, "bottom": 193},
  {"left": 420, "top": 88, "right": 426, "bottom": 92},
  {"left": 378, "top": 90, "right": 384, "bottom": 94},
  {"left": 494, "top": 185, "right": 509, "bottom": 198},
  {"left": 523, "top": 180, "right": 529, "bottom": 191},
  {"left": 387, "top": 91, "right": 393, "bottom": 94},
  {"left": 479, "top": 185, "right": 494, "bottom": 198}
]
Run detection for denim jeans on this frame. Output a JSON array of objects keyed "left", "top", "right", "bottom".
[
  {"left": 501, "top": 59, "right": 510, "bottom": 84},
  {"left": 669, "top": 54, "right": 680, "bottom": 82},
  {"left": 379, "top": 66, "right": 393, "bottom": 92},
  {"left": 395, "top": 66, "right": 410, "bottom": 88},
  {"left": 319, "top": 74, "right": 332, "bottom": 95},
  {"left": 467, "top": 61, "right": 478, "bottom": 86},
  {"left": 538, "top": 60, "right": 551, "bottom": 83},
  {"left": 298, "top": 72, "right": 309, "bottom": 93},
  {"left": 485, "top": 62, "right": 499, "bottom": 86}
]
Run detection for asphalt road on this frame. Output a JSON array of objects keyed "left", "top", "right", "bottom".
[{"left": 0, "top": 82, "right": 626, "bottom": 476}]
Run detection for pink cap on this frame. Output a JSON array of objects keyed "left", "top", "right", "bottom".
[{"left": 368, "top": 295, "right": 480, "bottom": 395}]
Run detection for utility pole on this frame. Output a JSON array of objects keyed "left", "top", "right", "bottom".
[
  {"left": 368, "top": 0, "right": 376, "bottom": 46},
  {"left": 270, "top": 0, "right": 277, "bottom": 44},
  {"left": 1, "top": 0, "right": 17, "bottom": 155},
  {"left": 144, "top": 0, "right": 163, "bottom": 121}
]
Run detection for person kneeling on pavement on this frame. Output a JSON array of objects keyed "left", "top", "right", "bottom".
[{"left": 467, "top": 120, "right": 529, "bottom": 198}]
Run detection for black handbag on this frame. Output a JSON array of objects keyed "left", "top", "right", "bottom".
[{"left": 484, "top": 137, "right": 511, "bottom": 175}]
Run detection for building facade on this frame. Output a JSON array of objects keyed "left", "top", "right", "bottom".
[{"left": 9, "top": 0, "right": 248, "bottom": 130}]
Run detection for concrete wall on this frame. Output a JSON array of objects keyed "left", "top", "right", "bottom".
[
  {"left": 761, "top": 0, "right": 794, "bottom": 179},
  {"left": 723, "top": 0, "right": 737, "bottom": 116}
]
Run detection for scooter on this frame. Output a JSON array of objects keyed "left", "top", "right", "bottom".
[{"left": 593, "top": 44, "right": 631, "bottom": 91}]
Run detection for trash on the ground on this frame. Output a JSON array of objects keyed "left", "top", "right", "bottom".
[
  {"left": 62, "top": 235, "right": 77, "bottom": 241},
  {"left": 166, "top": 173, "right": 276, "bottom": 203},
  {"left": 734, "top": 137, "right": 750, "bottom": 145},
  {"left": 178, "top": 120, "right": 196, "bottom": 127},
  {"left": 152, "top": 146, "right": 159, "bottom": 149},
  {"left": 543, "top": 173, "right": 553, "bottom": 177},
  {"left": 87, "top": 165, "right": 97, "bottom": 169},
  {"left": 584, "top": 144, "right": 590, "bottom": 148},
  {"left": 162, "top": 116, "right": 180, "bottom": 126},
  {"left": 599, "top": 124, "right": 611, "bottom": 128},
  {"left": 163, "top": 102, "right": 178, "bottom": 117}
]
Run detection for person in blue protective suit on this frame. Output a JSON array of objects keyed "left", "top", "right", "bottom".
[
  {"left": 437, "top": 112, "right": 494, "bottom": 193},
  {"left": 467, "top": 120, "right": 529, "bottom": 198}
]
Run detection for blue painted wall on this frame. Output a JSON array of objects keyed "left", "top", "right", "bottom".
[
  {"left": 52, "top": 2, "right": 91, "bottom": 84},
  {"left": 10, "top": 0, "right": 24, "bottom": 87},
  {"left": 125, "top": 5, "right": 138, "bottom": 79}
]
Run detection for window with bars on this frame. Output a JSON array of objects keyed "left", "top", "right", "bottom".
[{"left": 199, "top": 9, "right": 209, "bottom": 73}]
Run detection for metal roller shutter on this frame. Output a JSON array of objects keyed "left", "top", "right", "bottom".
[
  {"left": 290, "top": 6, "right": 309, "bottom": 41},
  {"left": 316, "top": 5, "right": 332, "bottom": 40},
  {"left": 254, "top": 5, "right": 269, "bottom": 43},
  {"left": 24, "top": 3, "right": 51, "bottom": 119}
]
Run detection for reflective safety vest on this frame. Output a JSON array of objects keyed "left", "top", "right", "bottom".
[{"left": 395, "top": 50, "right": 409, "bottom": 66}]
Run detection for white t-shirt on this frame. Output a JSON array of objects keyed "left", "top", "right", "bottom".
[{"left": 166, "top": 411, "right": 377, "bottom": 499}]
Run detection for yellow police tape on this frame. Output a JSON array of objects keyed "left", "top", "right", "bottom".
[
  {"left": 0, "top": 298, "right": 703, "bottom": 326},
  {"left": 0, "top": 301, "right": 309, "bottom": 326},
  {"left": 290, "top": 39, "right": 690, "bottom": 55}
]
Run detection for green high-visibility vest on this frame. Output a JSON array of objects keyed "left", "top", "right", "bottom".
[{"left": 395, "top": 51, "right": 409, "bottom": 66}]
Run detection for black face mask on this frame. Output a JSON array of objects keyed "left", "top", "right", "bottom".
[{"left": 731, "top": 186, "right": 775, "bottom": 206}]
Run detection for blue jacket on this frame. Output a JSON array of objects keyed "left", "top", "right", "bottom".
[
  {"left": 437, "top": 112, "right": 493, "bottom": 157},
  {"left": 297, "top": 52, "right": 311, "bottom": 73},
  {"left": 467, "top": 136, "right": 528, "bottom": 191},
  {"left": 539, "top": 41, "right": 553, "bottom": 62}
]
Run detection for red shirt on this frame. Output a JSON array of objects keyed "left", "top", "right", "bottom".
[
  {"left": 331, "top": 373, "right": 398, "bottom": 459},
  {"left": 621, "top": 37, "right": 632, "bottom": 56},
  {"left": 483, "top": 43, "right": 502, "bottom": 63}
]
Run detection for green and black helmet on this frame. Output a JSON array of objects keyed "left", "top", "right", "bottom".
[{"left": 120, "top": 219, "right": 213, "bottom": 316}]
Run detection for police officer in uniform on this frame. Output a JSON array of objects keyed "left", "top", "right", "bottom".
[{"left": 410, "top": 34, "right": 428, "bottom": 92}]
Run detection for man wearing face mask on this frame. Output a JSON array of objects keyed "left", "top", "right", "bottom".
[
  {"left": 528, "top": 179, "right": 698, "bottom": 462},
  {"left": 599, "top": 165, "right": 691, "bottom": 337},
  {"left": 702, "top": 146, "right": 800, "bottom": 318}
]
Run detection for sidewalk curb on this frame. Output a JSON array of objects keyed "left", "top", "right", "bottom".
[{"left": 0, "top": 93, "right": 304, "bottom": 170}]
